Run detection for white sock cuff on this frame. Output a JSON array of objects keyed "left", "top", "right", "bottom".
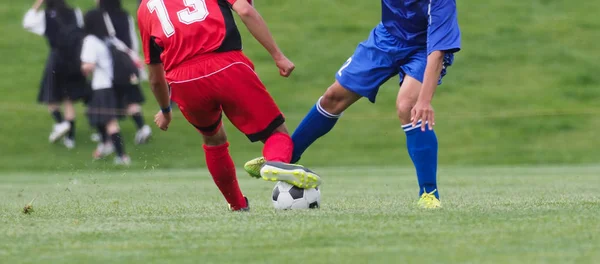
[
  {"left": 402, "top": 120, "right": 428, "bottom": 132},
  {"left": 316, "top": 97, "right": 342, "bottom": 119}
]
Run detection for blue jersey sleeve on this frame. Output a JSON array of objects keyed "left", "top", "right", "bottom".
[{"left": 427, "top": 0, "right": 461, "bottom": 55}]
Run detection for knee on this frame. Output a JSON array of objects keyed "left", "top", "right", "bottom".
[
  {"left": 47, "top": 104, "right": 59, "bottom": 112},
  {"left": 106, "top": 120, "right": 120, "bottom": 135},
  {"left": 272, "top": 124, "right": 289, "bottom": 135},
  {"left": 320, "top": 88, "right": 348, "bottom": 115},
  {"left": 203, "top": 127, "right": 227, "bottom": 146},
  {"left": 127, "top": 104, "right": 141, "bottom": 115},
  {"left": 396, "top": 100, "right": 414, "bottom": 122}
]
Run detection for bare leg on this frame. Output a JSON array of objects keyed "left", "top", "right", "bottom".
[
  {"left": 63, "top": 100, "right": 76, "bottom": 142},
  {"left": 397, "top": 76, "right": 441, "bottom": 204}
]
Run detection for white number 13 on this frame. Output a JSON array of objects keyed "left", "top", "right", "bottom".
[{"left": 147, "top": 0, "right": 209, "bottom": 37}]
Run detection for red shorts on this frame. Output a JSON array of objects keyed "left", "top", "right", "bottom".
[{"left": 167, "top": 51, "right": 284, "bottom": 142}]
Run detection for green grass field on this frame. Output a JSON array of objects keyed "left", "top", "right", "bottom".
[
  {"left": 1, "top": 0, "right": 600, "bottom": 170},
  {"left": 1, "top": 166, "right": 599, "bottom": 263},
  {"left": 1, "top": 0, "right": 600, "bottom": 263}
]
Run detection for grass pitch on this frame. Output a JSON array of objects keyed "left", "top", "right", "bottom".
[
  {"left": 1, "top": 0, "right": 599, "bottom": 262},
  {"left": 1, "top": 166, "right": 598, "bottom": 263}
]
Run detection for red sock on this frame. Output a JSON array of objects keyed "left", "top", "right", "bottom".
[
  {"left": 203, "top": 143, "right": 247, "bottom": 210},
  {"left": 263, "top": 132, "right": 293, "bottom": 163}
]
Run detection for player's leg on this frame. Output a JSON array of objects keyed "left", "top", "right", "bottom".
[
  {"left": 397, "top": 76, "right": 440, "bottom": 208},
  {"left": 92, "top": 124, "right": 114, "bottom": 159},
  {"left": 215, "top": 52, "right": 321, "bottom": 187},
  {"left": 106, "top": 118, "right": 130, "bottom": 165},
  {"left": 243, "top": 123, "right": 291, "bottom": 175},
  {"left": 123, "top": 84, "right": 151, "bottom": 145},
  {"left": 48, "top": 103, "right": 63, "bottom": 124},
  {"left": 127, "top": 103, "right": 152, "bottom": 145},
  {"left": 258, "top": 124, "right": 322, "bottom": 188},
  {"left": 63, "top": 99, "right": 76, "bottom": 149},
  {"left": 46, "top": 87, "right": 71, "bottom": 144},
  {"left": 397, "top": 51, "right": 455, "bottom": 208},
  {"left": 39, "top": 57, "right": 71, "bottom": 143},
  {"left": 261, "top": 124, "right": 292, "bottom": 163},
  {"left": 200, "top": 124, "right": 248, "bottom": 211},
  {"left": 289, "top": 80, "right": 361, "bottom": 163},
  {"left": 242, "top": 123, "right": 323, "bottom": 188},
  {"left": 90, "top": 87, "right": 129, "bottom": 164},
  {"left": 47, "top": 103, "right": 71, "bottom": 143},
  {"left": 59, "top": 73, "right": 85, "bottom": 148},
  {"left": 291, "top": 25, "right": 398, "bottom": 163},
  {"left": 169, "top": 72, "right": 247, "bottom": 211}
]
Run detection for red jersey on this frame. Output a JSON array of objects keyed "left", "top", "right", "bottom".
[{"left": 137, "top": 0, "right": 243, "bottom": 73}]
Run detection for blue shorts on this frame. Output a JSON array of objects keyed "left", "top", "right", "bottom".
[{"left": 335, "top": 23, "right": 454, "bottom": 103}]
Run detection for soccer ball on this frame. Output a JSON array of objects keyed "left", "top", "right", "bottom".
[{"left": 272, "top": 181, "right": 320, "bottom": 210}]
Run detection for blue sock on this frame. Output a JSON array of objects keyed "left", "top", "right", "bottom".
[
  {"left": 403, "top": 121, "right": 439, "bottom": 199},
  {"left": 291, "top": 97, "right": 341, "bottom": 163}
]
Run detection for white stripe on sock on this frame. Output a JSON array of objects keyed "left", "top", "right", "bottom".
[
  {"left": 403, "top": 125, "right": 423, "bottom": 132},
  {"left": 402, "top": 120, "right": 430, "bottom": 132},
  {"left": 402, "top": 119, "right": 425, "bottom": 129},
  {"left": 316, "top": 97, "right": 342, "bottom": 119}
]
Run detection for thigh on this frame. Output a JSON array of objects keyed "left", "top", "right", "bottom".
[
  {"left": 170, "top": 79, "right": 222, "bottom": 136},
  {"left": 397, "top": 75, "right": 422, "bottom": 108},
  {"left": 335, "top": 25, "right": 400, "bottom": 103},
  {"left": 217, "top": 61, "right": 284, "bottom": 142}
]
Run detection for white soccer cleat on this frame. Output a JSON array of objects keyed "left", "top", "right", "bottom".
[
  {"left": 134, "top": 125, "right": 152, "bottom": 145},
  {"left": 103, "top": 143, "right": 114, "bottom": 155},
  {"left": 114, "top": 155, "right": 131, "bottom": 166},
  {"left": 93, "top": 142, "right": 114, "bottom": 160},
  {"left": 90, "top": 133, "right": 101, "bottom": 143},
  {"left": 49, "top": 121, "right": 71, "bottom": 143},
  {"left": 63, "top": 138, "right": 75, "bottom": 150}
]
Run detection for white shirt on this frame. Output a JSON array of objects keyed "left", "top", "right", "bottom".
[
  {"left": 22, "top": 8, "right": 84, "bottom": 36},
  {"left": 81, "top": 35, "right": 113, "bottom": 90}
]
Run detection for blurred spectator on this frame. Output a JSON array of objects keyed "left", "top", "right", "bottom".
[
  {"left": 23, "top": 0, "right": 88, "bottom": 149},
  {"left": 91, "top": 0, "right": 152, "bottom": 145},
  {"left": 81, "top": 10, "right": 131, "bottom": 165}
]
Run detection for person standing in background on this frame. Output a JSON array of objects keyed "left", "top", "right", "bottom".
[
  {"left": 96, "top": 0, "right": 152, "bottom": 145},
  {"left": 81, "top": 10, "right": 131, "bottom": 165},
  {"left": 23, "top": 0, "right": 87, "bottom": 149}
]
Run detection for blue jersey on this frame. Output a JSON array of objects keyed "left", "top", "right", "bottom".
[
  {"left": 335, "top": 0, "right": 461, "bottom": 102},
  {"left": 381, "top": 0, "right": 461, "bottom": 55}
]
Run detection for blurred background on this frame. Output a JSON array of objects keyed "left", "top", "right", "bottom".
[{"left": 1, "top": 0, "right": 599, "bottom": 172}]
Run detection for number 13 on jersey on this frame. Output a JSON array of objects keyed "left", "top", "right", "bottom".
[{"left": 147, "top": 0, "right": 209, "bottom": 37}]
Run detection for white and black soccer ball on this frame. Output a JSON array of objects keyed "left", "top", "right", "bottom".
[{"left": 272, "top": 181, "right": 320, "bottom": 210}]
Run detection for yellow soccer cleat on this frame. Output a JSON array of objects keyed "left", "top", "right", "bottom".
[
  {"left": 417, "top": 189, "right": 442, "bottom": 209},
  {"left": 244, "top": 157, "right": 265, "bottom": 179},
  {"left": 260, "top": 161, "right": 322, "bottom": 189}
]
